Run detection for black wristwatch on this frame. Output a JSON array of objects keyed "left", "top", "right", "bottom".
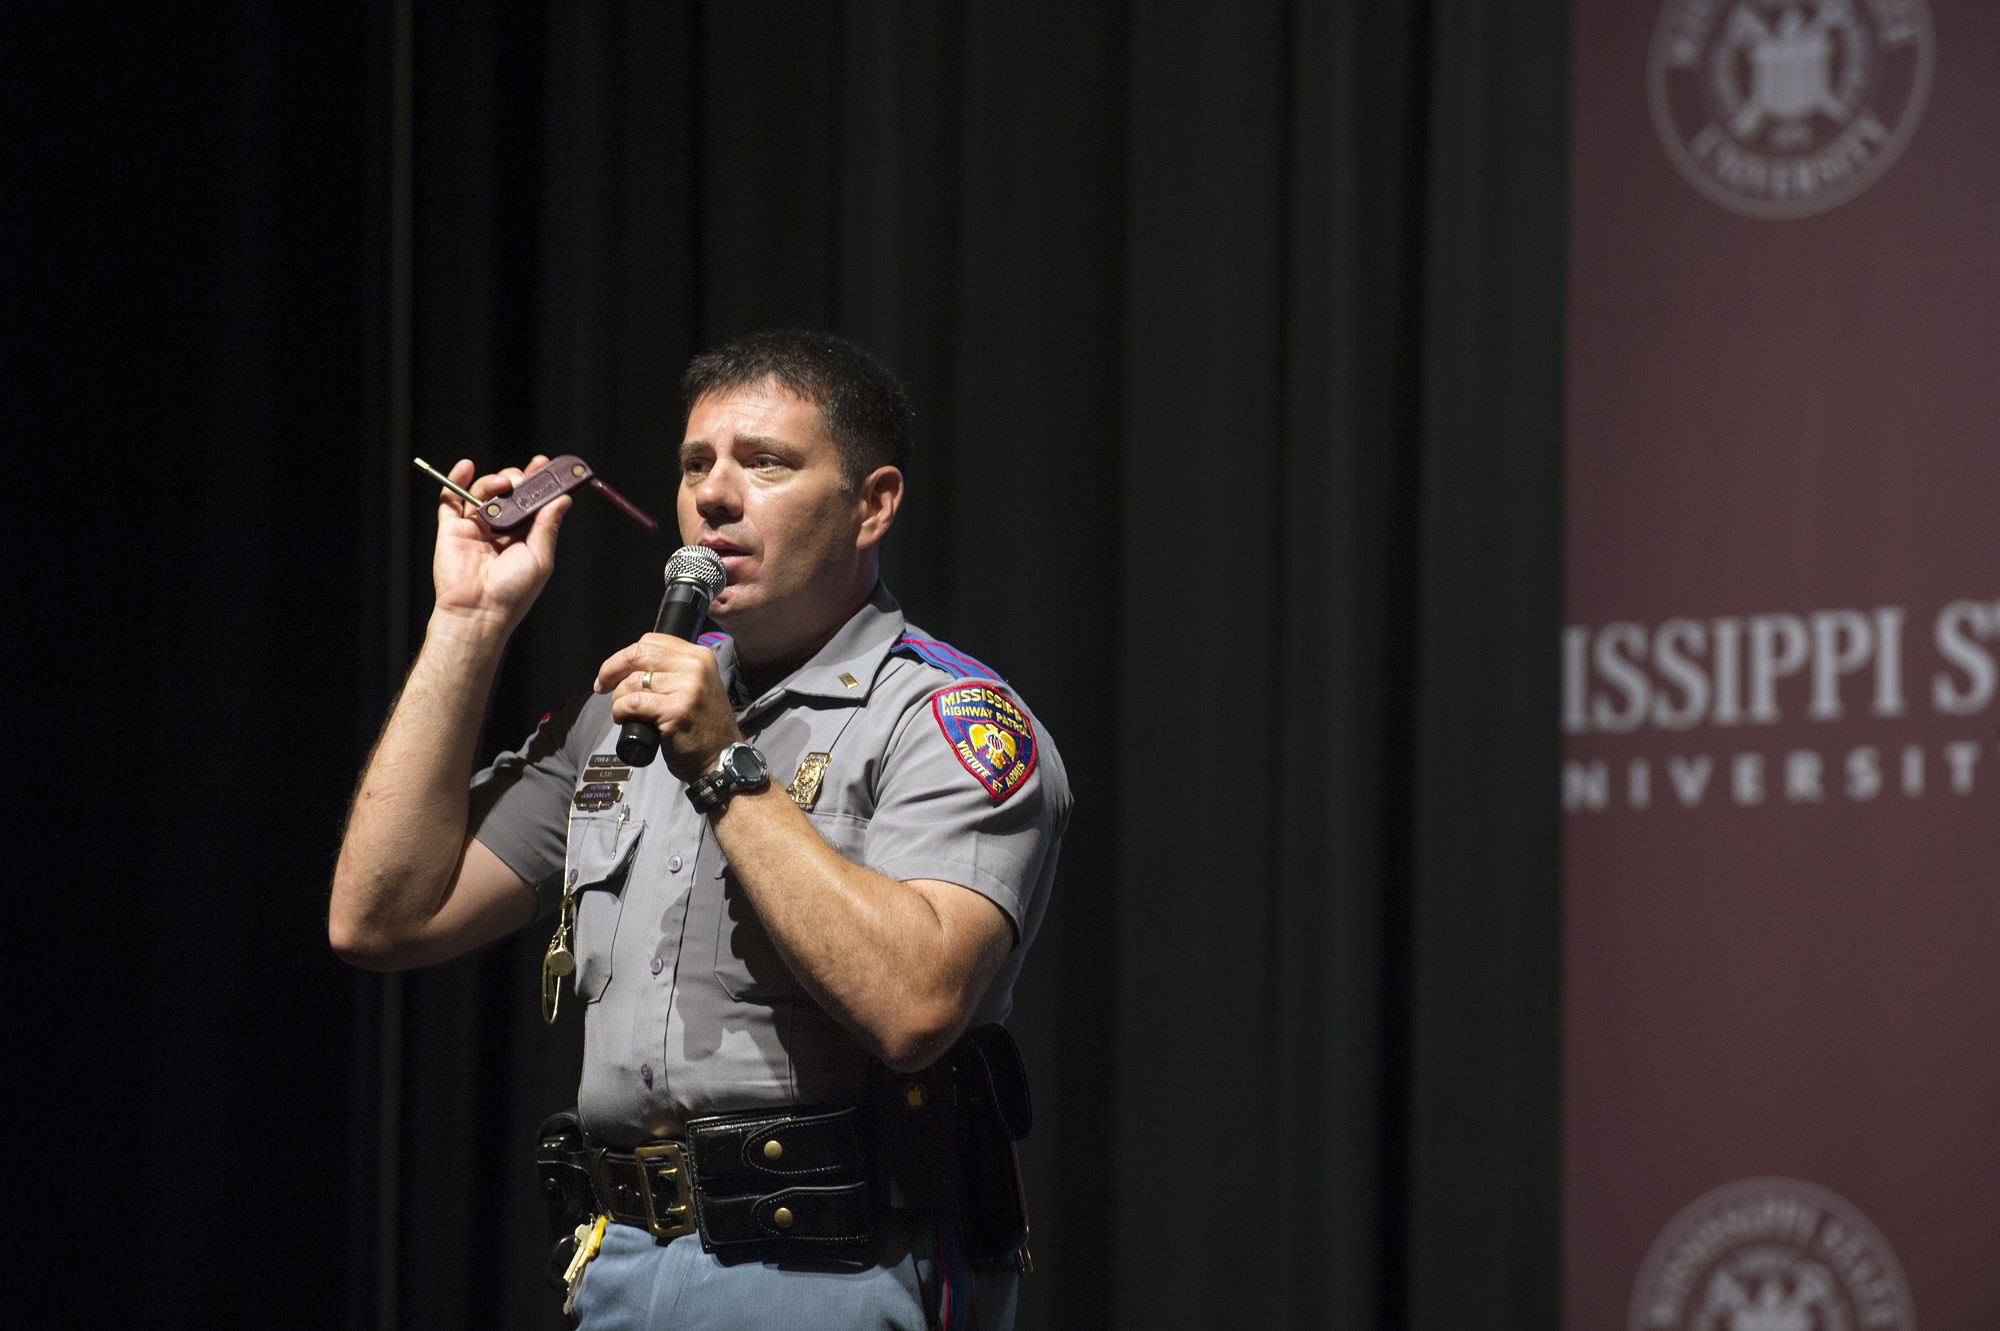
[{"left": 686, "top": 742, "right": 770, "bottom": 815}]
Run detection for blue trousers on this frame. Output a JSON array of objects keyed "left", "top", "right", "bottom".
[{"left": 570, "top": 1220, "right": 1018, "bottom": 1330}]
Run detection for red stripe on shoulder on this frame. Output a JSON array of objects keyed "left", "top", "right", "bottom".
[{"left": 893, "top": 633, "right": 1003, "bottom": 683}]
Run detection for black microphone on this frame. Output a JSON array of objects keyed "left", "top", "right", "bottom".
[{"left": 616, "top": 545, "right": 728, "bottom": 766}]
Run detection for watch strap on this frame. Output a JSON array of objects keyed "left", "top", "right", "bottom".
[
  {"left": 686, "top": 771, "right": 731, "bottom": 815},
  {"left": 686, "top": 744, "right": 770, "bottom": 815}
]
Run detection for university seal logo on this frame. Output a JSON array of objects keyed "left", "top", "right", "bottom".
[
  {"left": 1628, "top": 1177, "right": 1915, "bottom": 1331},
  {"left": 1648, "top": 0, "right": 1933, "bottom": 219}
]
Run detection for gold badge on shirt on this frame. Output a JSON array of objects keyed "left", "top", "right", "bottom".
[{"left": 787, "top": 753, "right": 831, "bottom": 809}]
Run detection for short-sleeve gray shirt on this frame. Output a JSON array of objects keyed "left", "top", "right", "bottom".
[{"left": 468, "top": 584, "right": 1069, "bottom": 1147}]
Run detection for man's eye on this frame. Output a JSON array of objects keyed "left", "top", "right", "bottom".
[{"left": 681, "top": 458, "right": 710, "bottom": 477}]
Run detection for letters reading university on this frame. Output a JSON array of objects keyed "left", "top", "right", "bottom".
[{"left": 1561, "top": 598, "right": 2000, "bottom": 812}]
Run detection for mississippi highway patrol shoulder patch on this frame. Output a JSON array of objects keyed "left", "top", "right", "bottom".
[{"left": 931, "top": 683, "right": 1037, "bottom": 802}]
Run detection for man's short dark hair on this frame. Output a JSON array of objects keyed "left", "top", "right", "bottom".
[{"left": 683, "top": 330, "right": 913, "bottom": 491}]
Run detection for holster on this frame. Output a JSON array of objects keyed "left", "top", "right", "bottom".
[
  {"left": 870, "top": 1023, "right": 1034, "bottom": 1270},
  {"left": 535, "top": 1110, "right": 593, "bottom": 1289}
]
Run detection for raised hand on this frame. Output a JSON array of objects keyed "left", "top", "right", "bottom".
[{"left": 429, "top": 456, "right": 571, "bottom": 639}]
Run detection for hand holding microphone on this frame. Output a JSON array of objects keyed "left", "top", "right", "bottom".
[{"left": 609, "top": 546, "right": 730, "bottom": 767}]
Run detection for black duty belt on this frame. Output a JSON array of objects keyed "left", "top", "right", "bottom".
[
  {"left": 539, "top": 1105, "right": 873, "bottom": 1255},
  {"left": 536, "top": 1025, "right": 1035, "bottom": 1279}
]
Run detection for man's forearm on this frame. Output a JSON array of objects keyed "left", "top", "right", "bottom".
[
  {"left": 709, "top": 787, "right": 1011, "bottom": 1072},
  {"left": 329, "top": 612, "right": 509, "bottom": 960}
]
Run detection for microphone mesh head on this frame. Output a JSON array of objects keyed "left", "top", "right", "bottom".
[{"left": 664, "top": 545, "right": 727, "bottom": 603}]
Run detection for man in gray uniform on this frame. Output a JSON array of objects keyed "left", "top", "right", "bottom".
[{"left": 330, "top": 331, "right": 1067, "bottom": 1329}]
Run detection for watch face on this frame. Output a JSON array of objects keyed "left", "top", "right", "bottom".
[{"left": 721, "top": 743, "right": 768, "bottom": 785}]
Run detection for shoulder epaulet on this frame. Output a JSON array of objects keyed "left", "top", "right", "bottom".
[
  {"left": 892, "top": 633, "right": 1003, "bottom": 683},
  {"left": 697, "top": 631, "right": 730, "bottom": 650}
]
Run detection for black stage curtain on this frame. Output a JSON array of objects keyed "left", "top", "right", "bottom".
[{"left": 8, "top": 4, "right": 1563, "bottom": 1328}]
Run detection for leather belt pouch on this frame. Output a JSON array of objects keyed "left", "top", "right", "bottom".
[{"left": 683, "top": 1105, "right": 873, "bottom": 1251}]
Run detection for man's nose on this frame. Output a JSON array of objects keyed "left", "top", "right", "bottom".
[{"left": 692, "top": 460, "right": 742, "bottom": 524}]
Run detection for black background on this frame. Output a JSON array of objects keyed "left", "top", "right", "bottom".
[{"left": 5, "top": 3, "right": 1565, "bottom": 1327}]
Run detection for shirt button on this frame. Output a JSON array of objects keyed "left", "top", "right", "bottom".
[
  {"left": 668, "top": 855, "right": 683, "bottom": 872},
  {"left": 566, "top": 868, "right": 578, "bottom": 887},
  {"left": 640, "top": 1064, "right": 653, "bottom": 1086},
  {"left": 650, "top": 956, "right": 664, "bottom": 975}
]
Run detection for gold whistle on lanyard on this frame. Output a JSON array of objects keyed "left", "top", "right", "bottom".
[{"left": 542, "top": 894, "right": 577, "bottom": 1025}]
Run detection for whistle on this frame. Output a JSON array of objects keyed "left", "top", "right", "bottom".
[{"left": 413, "top": 455, "right": 659, "bottom": 534}]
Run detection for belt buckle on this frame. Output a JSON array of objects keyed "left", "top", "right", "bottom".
[{"left": 632, "top": 1141, "right": 697, "bottom": 1240}]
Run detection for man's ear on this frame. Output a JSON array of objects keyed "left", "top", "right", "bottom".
[{"left": 855, "top": 465, "right": 903, "bottom": 550}]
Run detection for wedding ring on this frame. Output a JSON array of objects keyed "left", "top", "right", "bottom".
[{"left": 640, "top": 671, "right": 654, "bottom": 692}]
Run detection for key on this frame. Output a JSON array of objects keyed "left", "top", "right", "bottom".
[
  {"left": 563, "top": 1215, "right": 607, "bottom": 1316},
  {"left": 560, "top": 1220, "right": 596, "bottom": 1285}
]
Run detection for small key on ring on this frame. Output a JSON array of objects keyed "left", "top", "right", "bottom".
[
  {"left": 562, "top": 1215, "right": 607, "bottom": 1316},
  {"left": 414, "top": 455, "right": 659, "bottom": 534}
]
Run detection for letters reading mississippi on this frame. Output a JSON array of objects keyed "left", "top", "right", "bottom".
[{"left": 931, "top": 684, "right": 1037, "bottom": 802}]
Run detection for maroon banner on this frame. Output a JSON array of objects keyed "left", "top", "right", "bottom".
[{"left": 1565, "top": 3, "right": 2000, "bottom": 1329}]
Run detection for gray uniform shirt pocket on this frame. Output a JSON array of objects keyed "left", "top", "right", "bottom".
[
  {"left": 707, "top": 811, "right": 869, "bottom": 1002},
  {"left": 569, "top": 810, "right": 646, "bottom": 1003}
]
